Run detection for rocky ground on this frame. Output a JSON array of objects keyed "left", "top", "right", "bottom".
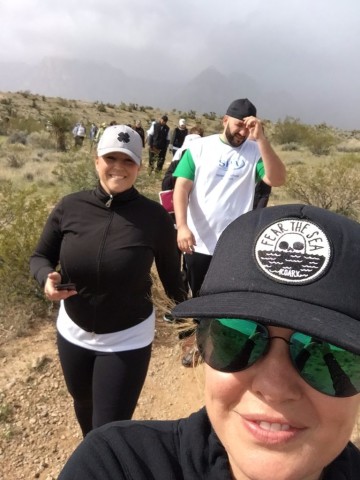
[{"left": 0, "top": 319, "right": 204, "bottom": 480}]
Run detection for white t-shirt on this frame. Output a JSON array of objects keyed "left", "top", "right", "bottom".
[{"left": 174, "top": 135, "right": 263, "bottom": 254}]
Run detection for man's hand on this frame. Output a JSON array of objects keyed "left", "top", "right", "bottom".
[
  {"left": 177, "top": 225, "right": 196, "bottom": 254},
  {"left": 243, "top": 116, "right": 265, "bottom": 141}
]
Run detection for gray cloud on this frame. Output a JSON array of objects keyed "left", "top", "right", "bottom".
[{"left": 0, "top": 0, "right": 359, "bottom": 128}]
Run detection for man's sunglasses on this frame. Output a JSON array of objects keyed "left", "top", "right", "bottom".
[{"left": 196, "top": 318, "right": 360, "bottom": 397}]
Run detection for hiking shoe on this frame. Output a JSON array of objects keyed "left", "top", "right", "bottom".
[
  {"left": 182, "top": 347, "right": 200, "bottom": 368},
  {"left": 181, "top": 334, "right": 200, "bottom": 368}
]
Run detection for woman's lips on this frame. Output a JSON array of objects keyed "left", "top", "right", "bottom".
[{"left": 239, "top": 413, "right": 306, "bottom": 445}]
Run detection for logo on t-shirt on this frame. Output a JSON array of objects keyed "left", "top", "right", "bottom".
[{"left": 218, "top": 156, "right": 245, "bottom": 171}]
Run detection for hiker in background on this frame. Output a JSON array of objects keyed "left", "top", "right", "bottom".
[
  {"left": 94, "top": 122, "right": 107, "bottom": 144},
  {"left": 89, "top": 123, "right": 98, "bottom": 141},
  {"left": 148, "top": 115, "right": 170, "bottom": 173},
  {"left": 160, "top": 126, "right": 205, "bottom": 322},
  {"left": 30, "top": 125, "right": 186, "bottom": 437},
  {"left": 59, "top": 204, "right": 360, "bottom": 480},
  {"left": 72, "top": 121, "right": 86, "bottom": 148},
  {"left": 161, "top": 126, "right": 204, "bottom": 193},
  {"left": 89, "top": 123, "right": 98, "bottom": 152},
  {"left": 169, "top": 118, "right": 188, "bottom": 156},
  {"left": 133, "top": 119, "right": 145, "bottom": 147}
]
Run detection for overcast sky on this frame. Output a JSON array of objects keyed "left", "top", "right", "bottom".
[{"left": 1, "top": 0, "right": 359, "bottom": 129}]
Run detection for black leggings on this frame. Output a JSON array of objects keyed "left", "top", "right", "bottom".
[{"left": 57, "top": 332, "right": 152, "bottom": 436}]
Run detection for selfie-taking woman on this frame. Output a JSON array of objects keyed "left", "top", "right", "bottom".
[
  {"left": 59, "top": 204, "right": 360, "bottom": 480},
  {"left": 30, "top": 125, "right": 186, "bottom": 436}
]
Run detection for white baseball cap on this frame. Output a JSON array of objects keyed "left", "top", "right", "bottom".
[
  {"left": 97, "top": 125, "right": 142, "bottom": 165},
  {"left": 179, "top": 118, "right": 186, "bottom": 126}
]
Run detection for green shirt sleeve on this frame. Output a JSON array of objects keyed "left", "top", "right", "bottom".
[
  {"left": 255, "top": 158, "right": 265, "bottom": 183},
  {"left": 173, "top": 149, "right": 196, "bottom": 181}
]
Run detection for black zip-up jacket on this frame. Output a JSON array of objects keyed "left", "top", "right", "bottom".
[
  {"left": 30, "top": 185, "right": 186, "bottom": 334},
  {"left": 59, "top": 408, "right": 360, "bottom": 479}
]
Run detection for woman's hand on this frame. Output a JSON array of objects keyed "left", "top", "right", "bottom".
[{"left": 44, "top": 272, "right": 77, "bottom": 301}]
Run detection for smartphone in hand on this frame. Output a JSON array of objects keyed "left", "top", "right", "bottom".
[{"left": 55, "top": 283, "right": 76, "bottom": 291}]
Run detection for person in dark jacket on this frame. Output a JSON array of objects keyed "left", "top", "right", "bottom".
[
  {"left": 169, "top": 118, "right": 188, "bottom": 156},
  {"left": 59, "top": 204, "right": 360, "bottom": 479},
  {"left": 148, "top": 115, "right": 170, "bottom": 173},
  {"left": 30, "top": 125, "right": 186, "bottom": 437},
  {"left": 133, "top": 119, "right": 145, "bottom": 147}
]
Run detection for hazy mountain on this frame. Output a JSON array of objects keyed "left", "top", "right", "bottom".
[{"left": 0, "top": 57, "right": 297, "bottom": 121}]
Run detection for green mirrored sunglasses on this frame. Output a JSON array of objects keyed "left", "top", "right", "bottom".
[{"left": 196, "top": 318, "right": 360, "bottom": 397}]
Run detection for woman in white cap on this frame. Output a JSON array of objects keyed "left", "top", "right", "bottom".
[
  {"left": 169, "top": 118, "right": 188, "bottom": 156},
  {"left": 30, "top": 125, "right": 187, "bottom": 437},
  {"left": 59, "top": 204, "right": 359, "bottom": 479}
]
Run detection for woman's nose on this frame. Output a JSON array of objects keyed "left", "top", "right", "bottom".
[{"left": 250, "top": 338, "right": 303, "bottom": 403}]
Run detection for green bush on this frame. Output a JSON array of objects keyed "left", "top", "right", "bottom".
[
  {"left": 47, "top": 113, "right": 74, "bottom": 151},
  {"left": 0, "top": 182, "right": 55, "bottom": 333},
  {"left": 53, "top": 152, "right": 98, "bottom": 192},
  {"left": 305, "top": 126, "right": 337, "bottom": 155},
  {"left": 285, "top": 154, "right": 360, "bottom": 219},
  {"left": 272, "top": 117, "right": 310, "bottom": 146}
]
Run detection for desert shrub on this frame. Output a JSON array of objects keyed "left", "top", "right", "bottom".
[
  {"left": 6, "top": 153, "right": 25, "bottom": 169},
  {"left": 285, "top": 154, "right": 360, "bottom": 219},
  {"left": 305, "top": 127, "right": 337, "bottom": 156},
  {"left": 47, "top": 113, "right": 74, "bottom": 151},
  {"left": 336, "top": 139, "right": 360, "bottom": 153},
  {"left": 19, "top": 90, "right": 31, "bottom": 98},
  {"left": 27, "top": 130, "right": 57, "bottom": 149},
  {"left": 272, "top": 117, "right": 310, "bottom": 146},
  {"left": 0, "top": 182, "right": 55, "bottom": 333},
  {"left": 97, "top": 103, "right": 107, "bottom": 113},
  {"left": 7, "top": 130, "right": 28, "bottom": 145},
  {"left": 203, "top": 112, "right": 217, "bottom": 121},
  {"left": 53, "top": 153, "right": 97, "bottom": 192},
  {"left": 281, "top": 142, "right": 300, "bottom": 151},
  {"left": 187, "top": 110, "right": 197, "bottom": 120},
  {"left": 8, "top": 117, "right": 42, "bottom": 133}
]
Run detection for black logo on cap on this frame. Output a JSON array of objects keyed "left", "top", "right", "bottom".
[
  {"left": 254, "top": 218, "right": 332, "bottom": 285},
  {"left": 118, "top": 132, "right": 130, "bottom": 143}
]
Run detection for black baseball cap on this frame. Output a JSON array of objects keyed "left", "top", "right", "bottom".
[
  {"left": 172, "top": 204, "right": 360, "bottom": 354},
  {"left": 225, "top": 98, "right": 257, "bottom": 120}
]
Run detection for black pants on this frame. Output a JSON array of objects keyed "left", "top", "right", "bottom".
[
  {"left": 180, "top": 252, "right": 212, "bottom": 340},
  {"left": 149, "top": 148, "right": 167, "bottom": 172},
  {"left": 57, "top": 333, "right": 152, "bottom": 436},
  {"left": 184, "top": 251, "right": 212, "bottom": 297}
]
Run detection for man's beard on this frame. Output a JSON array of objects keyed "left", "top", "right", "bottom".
[{"left": 224, "top": 124, "right": 247, "bottom": 147}]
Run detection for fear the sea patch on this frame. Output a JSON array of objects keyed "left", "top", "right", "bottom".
[{"left": 254, "top": 218, "right": 332, "bottom": 285}]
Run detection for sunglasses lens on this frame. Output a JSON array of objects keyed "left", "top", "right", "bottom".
[
  {"left": 290, "top": 332, "right": 360, "bottom": 397},
  {"left": 196, "top": 318, "right": 268, "bottom": 372}
]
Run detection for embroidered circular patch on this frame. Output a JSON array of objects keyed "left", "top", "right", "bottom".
[{"left": 254, "top": 217, "right": 332, "bottom": 284}]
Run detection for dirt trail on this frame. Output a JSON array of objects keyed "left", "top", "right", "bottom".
[{"left": 0, "top": 319, "right": 204, "bottom": 480}]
